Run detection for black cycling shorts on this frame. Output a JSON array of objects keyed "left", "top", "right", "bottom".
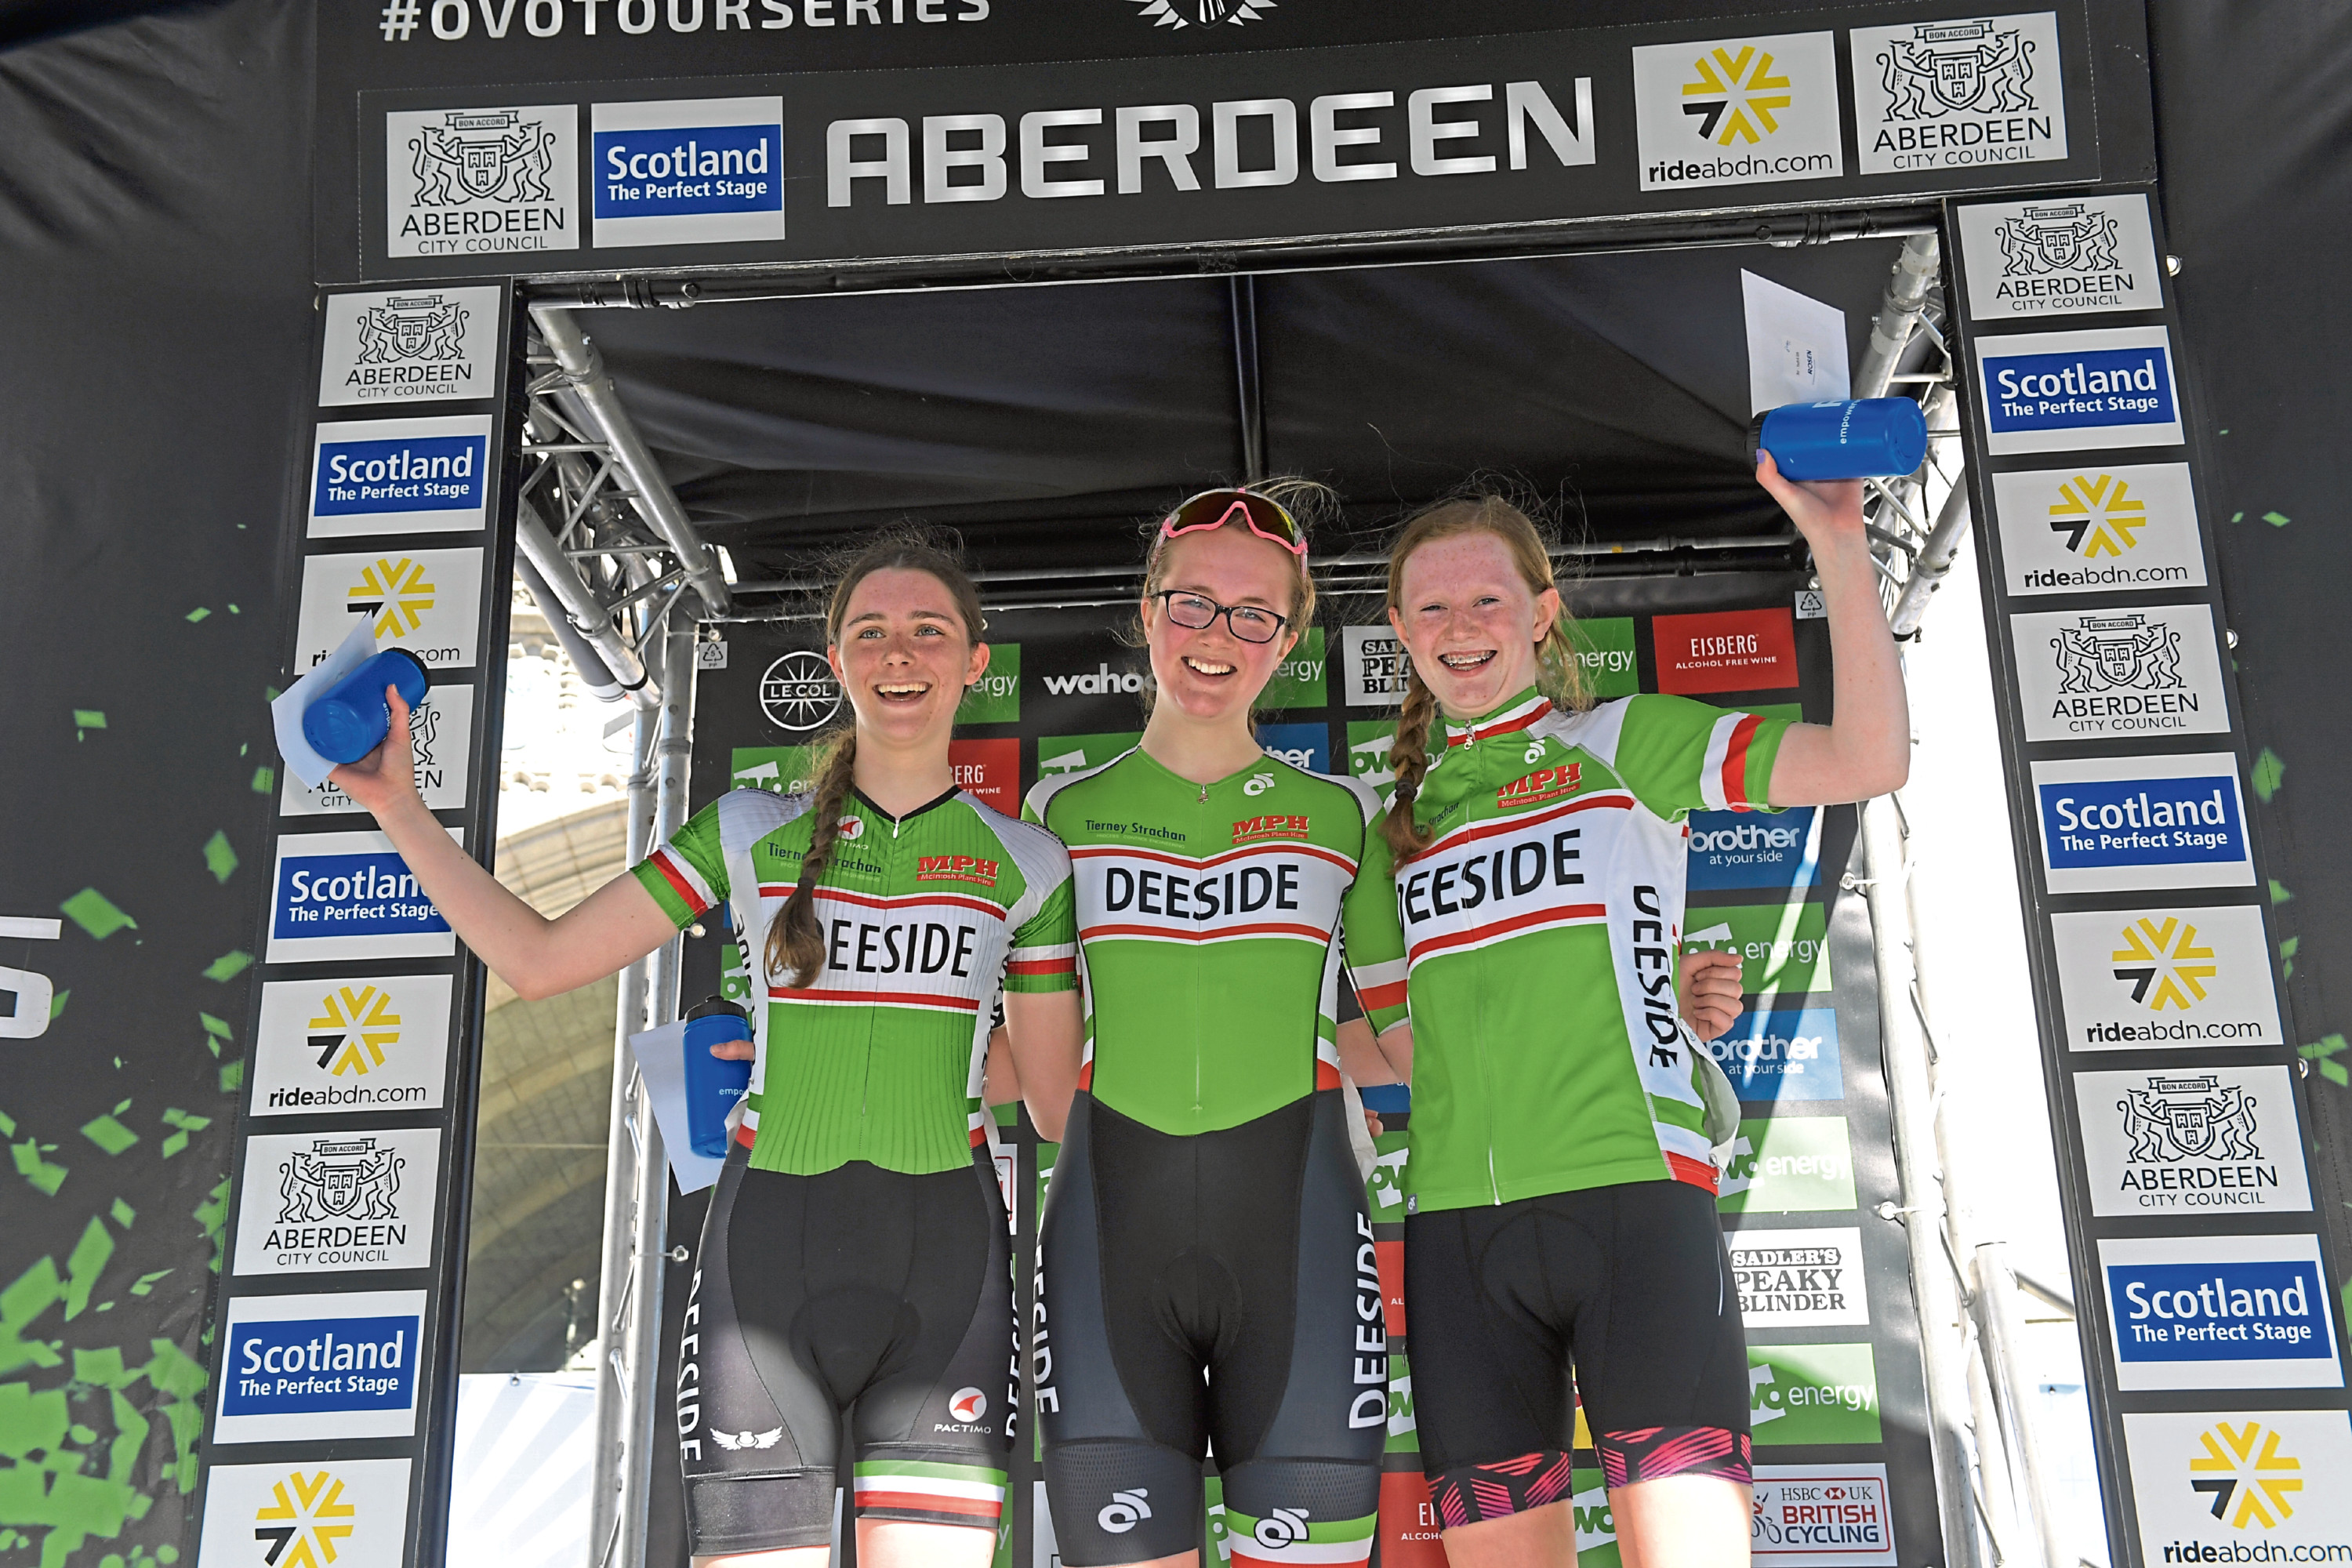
[
  {"left": 1036, "top": 1089, "right": 1385, "bottom": 1566},
  {"left": 676, "top": 1147, "right": 1016, "bottom": 1555},
  {"left": 1404, "top": 1178, "right": 1751, "bottom": 1530}
]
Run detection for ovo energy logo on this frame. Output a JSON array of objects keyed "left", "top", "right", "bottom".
[
  {"left": 2049, "top": 473, "right": 2149, "bottom": 557},
  {"left": 2112, "top": 916, "right": 2216, "bottom": 1012},
  {"left": 310, "top": 985, "right": 401, "bottom": 1075},
  {"left": 346, "top": 557, "right": 437, "bottom": 637},
  {"left": 2190, "top": 1421, "right": 2303, "bottom": 1529},
  {"left": 1682, "top": 45, "right": 1794, "bottom": 144},
  {"left": 253, "top": 1469, "right": 358, "bottom": 1567}
]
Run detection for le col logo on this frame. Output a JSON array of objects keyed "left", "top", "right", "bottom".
[
  {"left": 760, "top": 652, "right": 842, "bottom": 731},
  {"left": 385, "top": 105, "right": 579, "bottom": 259}
]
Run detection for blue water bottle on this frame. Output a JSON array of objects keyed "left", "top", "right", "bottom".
[
  {"left": 302, "top": 648, "right": 431, "bottom": 765},
  {"left": 1749, "top": 397, "right": 1929, "bottom": 481},
  {"left": 683, "top": 997, "right": 753, "bottom": 1158}
]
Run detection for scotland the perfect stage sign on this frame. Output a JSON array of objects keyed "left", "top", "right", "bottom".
[
  {"left": 308, "top": 416, "right": 492, "bottom": 537},
  {"left": 593, "top": 96, "right": 784, "bottom": 249},
  {"left": 267, "top": 830, "right": 459, "bottom": 962},
  {"left": 1974, "top": 325, "right": 2185, "bottom": 456},
  {"left": 2029, "top": 752, "right": 2253, "bottom": 895},
  {"left": 214, "top": 1290, "right": 427, "bottom": 1443}
]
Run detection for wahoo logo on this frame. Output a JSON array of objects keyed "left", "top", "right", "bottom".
[
  {"left": 1232, "top": 814, "right": 1309, "bottom": 845},
  {"left": 1254, "top": 1508, "right": 1312, "bottom": 1548},
  {"left": 1043, "top": 662, "right": 1148, "bottom": 696},
  {"left": 916, "top": 854, "right": 1000, "bottom": 887},
  {"left": 1497, "top": 762, "right": 1581, "bottom": 809},
  {"left": 1349, "top": 1211, "right": 1388, "bottom": 1428}
]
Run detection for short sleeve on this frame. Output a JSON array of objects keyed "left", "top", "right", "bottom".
[
  {"left": 1006, "top": 875, "right": 1079, "bottom": 993},
  {"left": 1610, "top": 693, "right": 1791, "bottom": 822},
  {"left": 631, "top": 798, "right": 728, "bottom": 929},
  {"left": 1341, "top": 816, "right": 1410, "bottom": 1034}
]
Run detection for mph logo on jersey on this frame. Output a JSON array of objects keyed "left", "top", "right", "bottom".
[
  {"left": 2050, "top": 903, "right": 2284, "bottom": 1050},
  {"left": 1850, "top": 13, "right": 2068, "bottom": 175},
  {"left": 2074, "top": 1065, "right": 2310, "bottom": 1218},
  {"left": 1957, "top": 193, "right": 2165, "bottom": 319},
  {"left": 251, "top": 975, "right": 452, "bottom": 1116},
  {"left": 2010, "top": 604, "right": 2229, "bottom": 742},
  {"left": 319, "top": 286, "right": 503, "bottom": 407},
  {"left": 198, "top": 1459, "right": 412, "bottom": 1568},
  {"left": 234, "top": 1127, "right": 441, "bottom": 1276},
  {"left": 385, "top": 104, "right": 579, "bottom": 259}
]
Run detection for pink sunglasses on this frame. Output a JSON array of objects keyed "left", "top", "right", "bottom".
[{"left": 1157, "top": 488, "right": 1308, "bottom": 557}]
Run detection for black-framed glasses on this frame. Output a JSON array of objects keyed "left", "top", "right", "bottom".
[{"left": 1149, "top": 590, "right": 1290, "bottom": 644}]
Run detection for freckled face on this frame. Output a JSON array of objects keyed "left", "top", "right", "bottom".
[
  {"left": 828, "top": 568, "right": 988, "bottom": 746},
  {"left": 1390, "top": 532, "right": 1559, "bottom": 719},
  {"left": 1142, "top": 527, "right": 1301, "bottom": 728}
]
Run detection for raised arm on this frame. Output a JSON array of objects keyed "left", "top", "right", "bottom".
[
  {"left": 330, "top": 685, "right": 678, "bottom": 1000},
  {"left": 1753, "top": 452, "right": 1911, "bottom": 806}
]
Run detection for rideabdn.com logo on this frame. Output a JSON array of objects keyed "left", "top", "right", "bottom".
[
  {"left": 2161, "top": 1544, "right": 2352, "bottom": 1562},
  {"left": 1647, "top": 149, "right": 1834, "bottom": 183},
  {"left": 2085, "top": 1017, "right": 2269, "bottom": 1046},
  {"left": 2022, "top": 561, "right": 2195, "bottom": 590}
]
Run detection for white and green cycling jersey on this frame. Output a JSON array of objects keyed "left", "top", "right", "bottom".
[
  {"left": 1343, "top": 688, "right": 1791, "bottom": 1212},
  {"left": 1025, "top": 746, "right": 1381, "bottom": 1137},
  {"left": 634, "top": 786, "right": 1077, "bottom": 1177}
]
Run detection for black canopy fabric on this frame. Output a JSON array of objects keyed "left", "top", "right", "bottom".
[{"left": 581, "top": 237, "right": 1911, "bottom": 575}]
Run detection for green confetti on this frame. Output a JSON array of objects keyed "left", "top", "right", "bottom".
[
  {"left": 2272, "top": 880, "right": 2296, "bottom": 905},
  {"left": 201, "top": 951, "right": 252, "bottom": 983},
  {"left": 264, "top": 685, "right": 281, "bottom": 702},
  {"left": 2304, "top": 1035, "right": 2350, "bottom": 1087},
  {"left": 198, "top": 1014, "right": 232, "bottom": 1040},
  {"left": 219, "top": 1059, "right": 245, "bottom": 1096},
  {"left": 249, "top": 764, "right": 275, "bottom": 793},
  {"left": 109, "top": 1199, "right": 134, "bottom": 1229},
  {"left": 2264, "top": 511, "right": 2292, "bottom": 528},
  {"left": 0, "top": 1109, "right": 13, "bottom": 1137},
  {"left": 127, "top": 1272, "right": 170, "bottom": 1299},
  {"left": 58, "top": 889, "right": 136, "bottom": 941},
  {"left": 227, "top": 604, "right": 240, "bottom": 614},
  {"left": 49, "top": 990, "right": 67, "bottom": 1020},
  {"left": 2252, "top": 747, "right": 2286, "bottom": 804},
  {"left": 13, "top": 1142, "right": 67, "bottom": 1196},
  {"left": 72, "top": 710, "right": 106, "bottom": 730},
  {"left": 2230, "top": 511, "right": 2244, "bottom": 522},
  {"left": 200, "top": 831, "right": 238, "bottom": 884},
  {"left": 68, "top": 1424, "right": 97, "bottom": 1446},
  {"left": 184, "top": 607, "right": 210, "bottom": 622},
  {"left": 79, "top": 1117, "right": 137, "bottom": 1156},
  {"left": 61, "top": 1217, "right": 111, "bottom": 1319},
  {"left": 2282, "top": 934, "right": 2301, "bottom": 978}
]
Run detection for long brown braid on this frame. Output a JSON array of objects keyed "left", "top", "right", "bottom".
[
  {"left": 1380, "top": 495, "right": 1592, "bottom": 862},
  {"left": 763, "top": 533, "right": 985, "bottom": 989}
]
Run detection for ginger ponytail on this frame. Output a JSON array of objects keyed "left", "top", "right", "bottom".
[
  {"left": 759, "top": 529, "right": 985, "bottom": 989},
  {"left": 764, "top": 728, "right": 858, "bottom": 989},
  {"left": 1377, "top": 493, "right": 1592, "bottom": 864}
]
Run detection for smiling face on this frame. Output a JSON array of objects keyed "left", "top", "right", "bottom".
[
  {"left": 1140, "top": 526, "right": 1301, "bottom": 728},
  {"left": 1388, "top": 530, "right": 1562, "bottom": 720},
  {"left": 826, "top": 566, "right": 988, "bottom": 750}
]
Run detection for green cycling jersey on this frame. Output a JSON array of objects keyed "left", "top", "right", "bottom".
[
  {"left": 1025, "top": 746, "right": 1381, "bottom": 1137},
  {"left": 635, "top": 784, "right": 1078, "bottom": 1177},
  {"left": 1342, "top": 688, "right": 1790, "bottom": 1211}
]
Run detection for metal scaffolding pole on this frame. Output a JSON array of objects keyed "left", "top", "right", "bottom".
[{"left": 1854, "top": 232, "right": 1942, "bottom": 401}]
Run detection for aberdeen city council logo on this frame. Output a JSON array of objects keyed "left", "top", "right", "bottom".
[
  {"left": 2048, "top": 473, "right": 2148, "bottom": 557},
  {"left": 253, "top": 1469, "right": 358, "bottom": 1568},
  {"left": 2052, "top": 612, "right": 2182, "bottom": 696},
  {"left": 409, "top": 110, "right": 557, "bottom": 206},
  {"left": 357, "top": 295, "right": 467, "bottom": 365},
  {"left": 2111, "top": 914, "right": 2216, "bottom": 1011},
  {"left": 1998, "top": 202, "right": 2120, "bottom": 277},
  {"left": 2190, "top": 1421, "right": 2303, "bottom": 1529},
  {"left": 309, "top": 985, "right": 401, "bottom": 1076},
  {"left": 1127, "top": 0, "right": 1273, "bottom": 28},
  {"left": 278, "top": 1138, "right": 405, "bottom": 1225},
  {"left": 1877, "top": 19, "right": 2037, "bottom": 119},
  {"left": 386, "top": 104, "right": 577, "bottom": 260},
  {"left": 2118, "top": 1073, "right": 2259, "bottom": 1163},
  {"left": 1681, "top": 45, "right": 1795, "bottom": 144},
  {"left": 760, "top": 652, "right": 843, "bottom": 732}
]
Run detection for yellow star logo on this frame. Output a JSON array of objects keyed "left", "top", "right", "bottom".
[
  {"left": 2047, "top": 474, "right": 2149, "bottom": 558},
  {"left": 347, "top": 557, "right": 437, "bottom": 638},
  {"left": 2110, "top": 916, "right": 2218, "bottom": 1012},
  {"left": 1682, "top": 46, "right": 1794, "bottom": 145},
  {"left": 254, "top": 1470, "right": 358, "bottom": 1567},
  {"left": 2190, "top": 1421, "right": 2302, "bottom": 1530},
  {"left": 308, "top": 984, "right": 401, "bottom": 1075}
]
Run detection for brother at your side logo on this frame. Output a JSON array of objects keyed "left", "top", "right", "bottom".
[
  {"left": 267, "top": 829, "right": 460, "bottom": 963},
  {"left": 1991, "top": 462, "right": 2207, "bottom": 597},
  {"left": 2100, "top": 1234, "right": 2341, "bottom": 1392},
  {"left": 1976, "top": 325, "right": 2185, "bottom": 456},
  {"left": 2031, "top": 753, "right": 2253, "bottom": 896},
  {"left": 2124, "top": 1410, "right": 2352, "bottom": 1560},
  {"left": 214, "top": 1290, "right": 427, "bottom": 1443}
]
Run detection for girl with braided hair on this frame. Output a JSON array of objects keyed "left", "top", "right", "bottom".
[
  {"left": 332, "top": 534, "right": 1083, "bottom": 1568},
  {"left": 1340, "top": 459, "right": 1907, "bottom": 1568}
]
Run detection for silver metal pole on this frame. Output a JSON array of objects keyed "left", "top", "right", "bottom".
[
  {"left": 1858, "top": 792, "right": 1987, "bottom": 1568},
  {"left": 528, "top": 304, "right": 732, "bottom": 618},
  {"left": 1889, "top": 480, "right": 1974, "bottom": 639},
  {"left": 1975, "top": 1241, "right": 2073, "bottom": 1568},
  {"left": 516, "top": 499, "right": 659, "bottom": 710},
  {"left": 590, "top": 712, "right": 659, "bottom": 1568},
  {"left": 1854, "top": 232, "right": 1942, "bottom": 401}
]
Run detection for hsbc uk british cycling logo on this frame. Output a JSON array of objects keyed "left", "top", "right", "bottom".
[
  {"left": 2117, "top": 1074, "right": 2259, "bottom": 1163},
  {"left": 357, "top": 296, "right": 467, "bottom": 365},
  {"left": 1127, "top": 0, "right": 1273, "bottom": 28},
  {"left": 1998, "top": 202, "right": 2120, "bottom": 278},
  {"left": 1876, "top": 20, "right": 2038, "bottom": 119}
]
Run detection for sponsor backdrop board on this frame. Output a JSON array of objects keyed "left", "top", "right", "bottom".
[
  {"left": 1949, "top": 184, "right": 2346, "bottom": 1568},
  {"left": 194, "top": 281, "right": 519, "bottom": 1568},
  {"left": 677, "top": 569, "right": 1940, "bottom": 1566}
]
